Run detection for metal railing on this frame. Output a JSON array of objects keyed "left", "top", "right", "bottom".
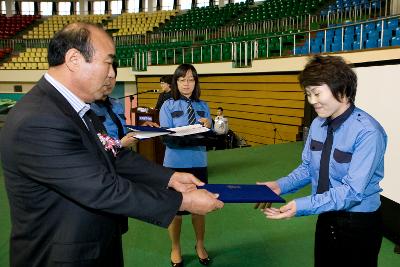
[
  {"left": 117, "top": 0, "right": 388, "bottom": 46},
  {"left": 130, "top": 14, "right": 400, "bottom": 71}
]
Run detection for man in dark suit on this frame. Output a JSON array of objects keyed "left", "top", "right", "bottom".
[
  {"left": 155, "top": 75, "right": 172, "bottom": 110},
  {"left": 0, "top": 22, "right": 223, "bottom": 267}
]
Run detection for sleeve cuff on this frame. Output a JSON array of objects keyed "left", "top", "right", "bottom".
[{"left": 294, "top": 196, "right": 312, "bottom": 217}]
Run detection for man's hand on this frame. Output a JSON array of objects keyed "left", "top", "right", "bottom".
[
  {"left": 254, "top": 181, "right": 281, "bottom": 210},
  {"left": 120, "top": 132, "right": 138, "bottom": 148},
  {"left": 263, "top": 200, "right": 297, "bottom": 219},
  {"left": 168, "top": 172, "right": 204, "bottom": 193},
  {"left": 180, "top": 189, "right": 224, "bottom": 215}
]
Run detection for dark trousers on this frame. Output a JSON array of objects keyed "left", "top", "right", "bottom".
[
  {"left": 314, "top": 208, "right": 382, "bottom": 267},
  {"left": 98, "top": 229, "right": 124, "bottom": 267}
]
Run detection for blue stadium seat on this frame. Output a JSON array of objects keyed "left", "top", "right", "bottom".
[
  {"left": 345, "top": 26, "right": 355, "bottom": 35},
  {"left": 366, "top": 39, "right": 378, "bottom": 49},
  {"left": 334, "top": 28, "right": 343, "bottom": 36},
  {"left": 353, "top": 41, "right": 361, "bottom": 50},
  {"left": 326, "top": 29, "right": 335, "bottom": 39},
  {"left": 378, "top": 38, "right": 390, "bottom": 47},
  {"left": 365, "top": 22, "right": 376, "bottom": 31},
  {"left": 331, "top": 43, "right": 342, "bottom": 52},
  {"left": 367, "top": 30, "right": 379, "bottom": 40},
  {"left": 333, "top": 35, "right": 342, "bottom": 43},
  {"left": 392, "top": 37, "right": 400, "bottom": 46},
  {"left": 344, "top": 39, "right": 353, "bottom": 50},
  {"left": 311, "top": 44, "right": 321, "bottom": 54},
  {"left": 381, "top": 30, "right": 393, "bottom": 44},
  {"left": 387, "top": 19, "right": 399, "bottom": 29}
]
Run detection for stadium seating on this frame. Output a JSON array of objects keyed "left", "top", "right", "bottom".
[
  {"left": 158, "top": 2, "right": 251, "bottom": 32},
  {"left": 1, "top": 48, "right": 48, "bottom": 70},
  {"left": 107, "top": 10, "right": 177, "bottom": 36},
  {"left": 1, "top": 0, "right": 399, "bottom": 70},
  {"left": 23, "top": 15, "right": 109, "bottom": 39},
  {"left": 0, "top": 47, "right": 12, "bottom": 63},
  {"left": 0, "top": 14, "right": 40, "bottom": 39},
  {"left": 239, "top": 0, "right": 324, "bottom": 24}
]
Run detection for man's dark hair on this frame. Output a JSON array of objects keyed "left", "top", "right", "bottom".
[
  {"left": 217, "top": 107, "right": 223, "bottom": 112},
  {"left": 48, "top": 22, "right": 103, "bottom": 67},
  {"left": 299, "top": 55, "right": 357, "bottom": 103},
  {"left": 160, "top": 75, "right": 172, "bottom": 85},
  {"left": 171, "top": 64, "right": 201, "bottom": 101}
]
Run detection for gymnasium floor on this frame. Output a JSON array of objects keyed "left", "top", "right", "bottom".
[{"left": 0, "top": 142, "right": 399, "bottom": 266}]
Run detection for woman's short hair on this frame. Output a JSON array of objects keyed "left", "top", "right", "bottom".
[{"left": 299, "top": 55, "right": 357, "bottom": 103}]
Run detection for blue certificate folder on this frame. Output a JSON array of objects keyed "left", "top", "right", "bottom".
[
  {"left": 126, "top": 125, "right": 175, "bottom": 133},
  {"left": 198, "top": 184, "right": 285, "bottom": 203}
]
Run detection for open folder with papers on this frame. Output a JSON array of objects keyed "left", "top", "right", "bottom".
[
  {"left": 197, "top": 184, "right": 285, "bottom": 203},
  {"left": 126, "top": 124, "right": 210, "bottom": 140}
]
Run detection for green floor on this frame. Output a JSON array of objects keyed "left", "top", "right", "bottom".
[{"left": 1, "top": 142, "right": 399, "bottom": 266}]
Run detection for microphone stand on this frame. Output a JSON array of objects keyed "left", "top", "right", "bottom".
[
  {"left": 117, "top": 94, "right": 137, "bottom": 125},
  {"left": 116, "top": 90, "right": 160, "bottom": 125},
  {"left": 265, "top": 114, "right": 283, "bottom": 144}
]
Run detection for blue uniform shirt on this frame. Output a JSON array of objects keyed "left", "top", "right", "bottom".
[
  {"left": 277, "top": 106, "right": 387, "bottom": 216},
  {"left": 90, "top": 98, "right": 127, "bottom": 140},
  {"left": 159, "top": 98, "right": 211, "bottom": 168}
]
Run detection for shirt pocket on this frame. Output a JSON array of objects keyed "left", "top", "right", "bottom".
[
  {"left": 171, "top": 111, "right": 184, "bottom": 118},
  {"left": 309, "top": 139, "right": 323, "bottom": 171},
  {"left": 333, "top": 149, "right": 353, "bottom": 163},
  {"left": 196, "top": 110, "right": 205, "bottom": 117},
  {"left": 310, "top": 139, "right": 323, "bottom": 151},
  {"left": 331, "top": 148, "right": 353, "bottom": 179}
]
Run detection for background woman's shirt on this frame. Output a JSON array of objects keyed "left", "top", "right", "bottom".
[{"left": 159, "top": 98, "right": 211, "bottom": 168}]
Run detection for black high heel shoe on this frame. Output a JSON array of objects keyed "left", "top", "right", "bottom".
[
  {"left": 170, "top": 249, "right": 183, "bottom": 267},
  {"left": 195, "top": 246, "right": 212, "bottom": 266},
  {"left": 170, "top": 260, "right": 184, "bottom": 267}
]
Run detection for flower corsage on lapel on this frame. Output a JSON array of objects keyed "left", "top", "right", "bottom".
[{"left": 97, "top": 133, "right": 122, "bottom": 157}]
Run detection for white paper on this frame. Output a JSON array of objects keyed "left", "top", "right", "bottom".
[
  {"left": 131, "top": 131, "right": 171, "bottom": 140},
  {"left": 127, "top": 124, "right": 209, "bottom": 139},
  {"left": 168, "top": 124, "right": 210, "bottom": 136}
]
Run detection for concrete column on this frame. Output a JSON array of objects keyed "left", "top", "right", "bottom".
[
  {"left": 5, "top": 0, "right": 13, "bottom": 16},
  {"left": 147, "top": 0, "right": 155, "bottom": 12},
  {"left": 391, "top": 0, "right": 400, "bottom": 15},
  {"left": 79, "top": 0, "right": 88, "bottom": 15}
]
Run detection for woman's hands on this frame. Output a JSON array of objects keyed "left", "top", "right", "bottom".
[{"left": 198, "top": 118, "right": 211, "bottom": 128}]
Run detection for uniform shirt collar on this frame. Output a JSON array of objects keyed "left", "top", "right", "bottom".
[
  {"left": 322, "top": 103, "right": 355, "bottom": 131},
  {"left": 180, "top": 95, "right": 191, "bottom": 102}
]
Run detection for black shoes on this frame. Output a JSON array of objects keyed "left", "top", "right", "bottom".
[
  {"left": 170, "top": 260, "right": 183, "bottom": 267},
  {"left": 198, "top": 256, "right": 211, "bottom": 266},
  {"left": 170, "top": 247, "right": 212, "bottom": 266},
  {"left": 195, "top": 246, "right": 212, "bottom": 266}
]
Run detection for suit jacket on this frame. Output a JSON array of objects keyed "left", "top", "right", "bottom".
[
  {"left": 155, "top": 91, "right": 172, "bottom": 110},
  {"left": 0, "top": 77, "right": 182, "bottom": 267}
]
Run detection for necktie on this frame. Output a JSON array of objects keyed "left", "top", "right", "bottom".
[
  {"left": 83, "top": 110, "right": 99, "bottom": 137},
  {"left": 104, "top": 100, "right": 125, "bottom": 140},
  {"left": 317, "top": 125, "right": 334, "bottom": 194},
  {"left": 187, "top": 101, "right": 196, "bottom": 125}
]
